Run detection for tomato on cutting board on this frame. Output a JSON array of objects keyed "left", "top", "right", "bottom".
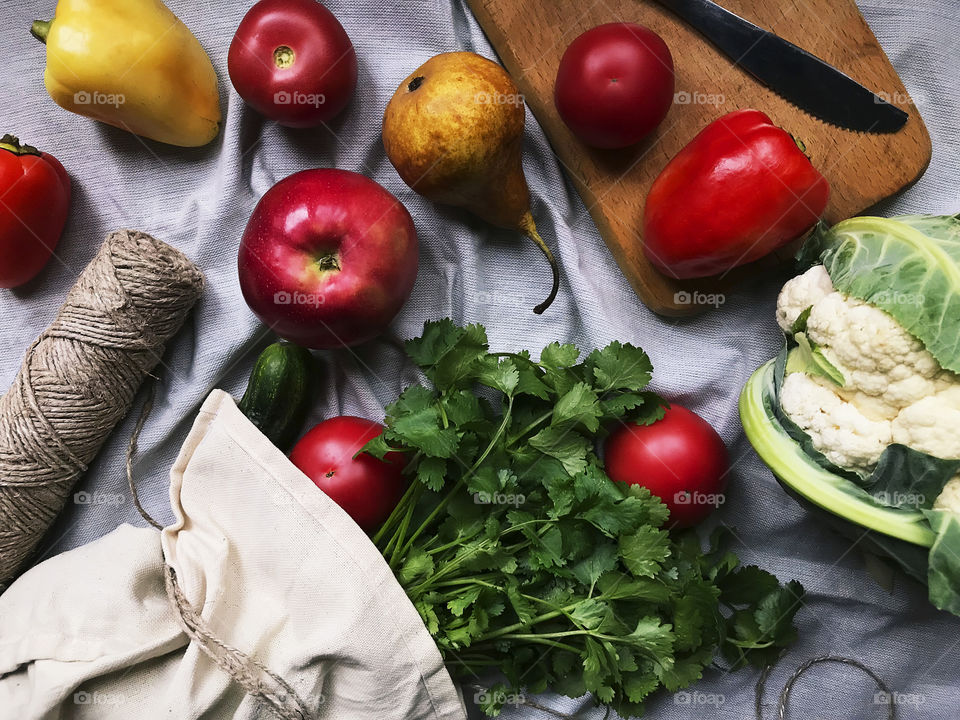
[{"left": 554, "top": 23, "right": 675, "bottom": 149}]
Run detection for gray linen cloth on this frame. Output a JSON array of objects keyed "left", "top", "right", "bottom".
[{"left": 0, "top": 0, "right": 957, "bottom": 718}]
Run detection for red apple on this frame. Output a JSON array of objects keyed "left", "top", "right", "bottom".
[{"left": 238, "top": 169, "right": 419, "bottom": 348}]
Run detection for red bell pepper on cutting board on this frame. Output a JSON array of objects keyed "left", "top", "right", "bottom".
[
  {"left": 0, "top": 134, "right": 71, "bottom": 288},
  {"left": 643, "top": 109, "right": 829, "bottom": 279}
]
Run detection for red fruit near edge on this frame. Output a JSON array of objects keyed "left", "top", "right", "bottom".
[
  {"left": 228, "top": 0, "right": 358, "bottom": 127},
  {"left": 0, "top": 134, "right": 70, "bottom": 288},
  {"left": 604, "top": 404, "right": 729, "bottom": 528},
  {"left": 643, "top": 109, "right": 830, "bottom": 279},
  {"left": 554, "top": 23, "right": 674, "bottom": 149},
  {"left": 290, "top": 416, "right": 407, "bottom": 532},
  {"left": 238, "top": 169, "right": 419, "bottom": 349}
]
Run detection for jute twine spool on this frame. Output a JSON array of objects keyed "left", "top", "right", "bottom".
[{"left": 0, "top": 229, "right": 204, "bottom": 588}]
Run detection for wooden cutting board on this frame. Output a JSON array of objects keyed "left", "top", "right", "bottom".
[{"left": 465, "top": 0, "right": 932, "bottom": 315}]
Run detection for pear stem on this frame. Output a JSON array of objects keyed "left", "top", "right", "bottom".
[{"left": 521, "top": 213, "right": 560, "bottom": 315}]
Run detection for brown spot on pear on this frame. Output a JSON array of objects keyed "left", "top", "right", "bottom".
[{"left": 382, "top": 51, "right": 559, "bottom": 314}]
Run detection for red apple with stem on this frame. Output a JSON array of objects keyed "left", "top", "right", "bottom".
[{"left": 238, "top": 169, "right": 419, "bottom": 349}]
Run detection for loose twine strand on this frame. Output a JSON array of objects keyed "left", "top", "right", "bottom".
[{"left": 756, "top": 656, "right": 895, "bottom": 720}]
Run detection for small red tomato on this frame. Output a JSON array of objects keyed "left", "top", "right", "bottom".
[
  {"left": 554, "top": 23, "right": 674, "bottom": 149},
  {"left": 228, "top": 0, "right": 358, "bottom": 128},
  {"left": 604, "top": 404, "right": 729, "bottom": 528},
  {"left": 0, "top": 134, "right": 70, "bottom": 288},
  {"left": 290, "top": 416, "right": 406, "bottom": 532}
]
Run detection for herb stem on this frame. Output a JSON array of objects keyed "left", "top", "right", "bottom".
[
  {"left": 475, "top": 636, "right": 581, "bottom": 654},
  {"left": 372, "top": 463, "right": 422, "bottom": 547},
  {"left": 389, "top": 496, "right": 418, "bottom": 568},
  {"left": 394, "top": 395, "right": 515, "bottom": 562},
  {"left": 507, "top": 409, "right": 553, "bottom": 446}
]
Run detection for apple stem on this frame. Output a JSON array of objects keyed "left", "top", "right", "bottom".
[
  {"left": 315, "top": 254, "right": 341, "bottom": 272},
  {"left": 520, "top": 213, "right": 560, "bottom": 315}
]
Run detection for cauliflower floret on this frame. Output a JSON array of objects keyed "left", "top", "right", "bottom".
[
  {"left": 934, "top": 477, "right": 960, "bottom": 513},
  {"left": 805, "top": 292, "right": 951, "bottom": 420},
  {"left": 893, "top": 386, "right": 960, "bottom": 459},
  {"left": 780, "top": 372, "right": 892, "bottom": 473},
  {"left": 776, "top": 267, "right": 960, "bottom": 513},
  {"left": 776, "top": 265, "right": 836, "bottom": 332}
]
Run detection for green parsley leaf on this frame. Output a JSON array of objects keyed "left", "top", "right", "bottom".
[
  {"left": 552, "top": 382, "right": 603, "bottom": 432},
  {"left": 586, "top": 341, "right": 653, "bottom": 393},
  {"left": 619, "top": 526, "right": 672, "bottom": 578},
  {"left": 529, "top": 426, "right": 590, "bottom": 476},
  {"left": 540, "top": 341, "right": 580, "bottom": 368}
]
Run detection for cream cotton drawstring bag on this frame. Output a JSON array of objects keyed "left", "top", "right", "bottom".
[{"left": 0, "top": 390, "right": 468, "bottom": 720}]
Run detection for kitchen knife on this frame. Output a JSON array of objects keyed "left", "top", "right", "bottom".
[{"left": 654, "top": 0, "right": 909, "bottom": 133}]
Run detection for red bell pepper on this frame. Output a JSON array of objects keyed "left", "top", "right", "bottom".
[
  {"left": 0, "top": 134, "right": 71, "bottom": 288},
  {"left": 643, "top": 109, "right": 829, "bottom": 279}
]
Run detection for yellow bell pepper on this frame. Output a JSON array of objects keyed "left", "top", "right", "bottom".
[{"left": 31, "top": 0, "right": 221, "bottom": 148}]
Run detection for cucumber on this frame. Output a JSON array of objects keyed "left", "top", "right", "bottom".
[{"left": 238, "top": 342, "right": 313, "bottom": 451}]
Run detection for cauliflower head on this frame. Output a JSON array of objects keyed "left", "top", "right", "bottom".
[{"left": 776, "top": 266, "right": 960, "bottom": 505}]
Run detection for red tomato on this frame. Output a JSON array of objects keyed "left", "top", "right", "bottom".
[
  {"left": 554, "top": 23, "right": 674, "bottom": 149},
  {"left": 290, "top": 416, "right": 406, "bottom": 532},
  {"left": 0, "top": 134, "right": 70, "bottom": 288},
  {"left": 228, "top": 0, "right": 358, "bottom": 128},
  {"left": 604, "top": 404, "right": 729, "bottom": 528}
]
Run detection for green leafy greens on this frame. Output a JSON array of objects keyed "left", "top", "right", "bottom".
[
  {"left": 367, "top": 320, "right": 805, "bottom": 717},
  {"left": 807, "top": 214, "right": 960, "bottom": 372}
]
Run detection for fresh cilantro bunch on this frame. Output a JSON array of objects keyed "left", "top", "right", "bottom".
[{"left": 366, "top": 320, "right": 804, "bottom": 718}]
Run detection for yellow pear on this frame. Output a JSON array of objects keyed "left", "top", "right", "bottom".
[{"left": 383, "top": 52, "right": 559, "bottom": 314}]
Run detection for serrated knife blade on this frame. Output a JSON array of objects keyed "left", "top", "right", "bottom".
[{"left": 654, "top": 0, "right": 909, "bottom": 133}]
